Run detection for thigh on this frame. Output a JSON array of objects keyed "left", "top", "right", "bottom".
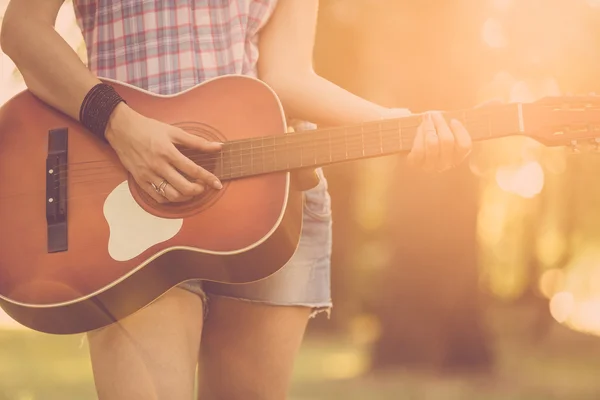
[
  {"left": 197, "top": 296, "right": 312, "bottom": 400},
  {"left": 87, "top": 287, "right": 205, "bottom": 400},
  {"left": 197, "top": 171, "right": 333, "bottom": 399}
]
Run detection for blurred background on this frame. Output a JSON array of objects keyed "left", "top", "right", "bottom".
[{"left": 3, "top": 0, "right": 600, "bottom": 399}]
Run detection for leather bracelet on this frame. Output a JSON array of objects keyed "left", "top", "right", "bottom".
[{"left": 79, "top": 83, "right": 126, "bottom": 143}]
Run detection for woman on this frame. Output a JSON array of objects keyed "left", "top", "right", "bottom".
[{"left": 1, "top": 1, "right": 472, "bottom": 399}]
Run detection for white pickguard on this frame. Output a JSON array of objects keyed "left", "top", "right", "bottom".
[{"left": 103, "top": 181, "right": 183, "bottom": 261}]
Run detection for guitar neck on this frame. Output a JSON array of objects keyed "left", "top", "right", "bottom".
[{"left": 218, "top": 103, "right": 524, "bottom": 180}]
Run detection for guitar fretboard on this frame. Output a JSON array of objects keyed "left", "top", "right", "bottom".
[{"left": 214, "top": 103, "right": 523, "bottom": 180}]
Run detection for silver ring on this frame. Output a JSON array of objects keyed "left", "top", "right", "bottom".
[{"left": 158, "top": 179, "right": 168, "bottom": 197}]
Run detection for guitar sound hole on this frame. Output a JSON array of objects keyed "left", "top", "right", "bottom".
[{"left": 130, "top": 121, "right": 229, "bottom": 219}]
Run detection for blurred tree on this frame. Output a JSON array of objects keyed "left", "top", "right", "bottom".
[
  {"left": 371, "top": 164, "right": 494, "bottom": 373},
  {"left": 367, "top": 0, "right": 495, "bottom": 373}
]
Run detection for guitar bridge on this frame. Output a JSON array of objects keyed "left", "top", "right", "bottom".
[{"left": 46, "top": 128, "right": 68, "bottom": 253}]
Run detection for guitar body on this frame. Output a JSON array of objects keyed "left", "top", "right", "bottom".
[{"left": 0, "top": 75, "right": 303, "bottom": 334}]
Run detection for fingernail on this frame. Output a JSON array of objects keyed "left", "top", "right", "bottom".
[{"left": 213, "top": 180, "right": 223, "bottom": 190}]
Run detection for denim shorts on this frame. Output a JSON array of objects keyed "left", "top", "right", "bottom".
[{"left": 178, "top": 168, "right": 333, "bottom": 318}]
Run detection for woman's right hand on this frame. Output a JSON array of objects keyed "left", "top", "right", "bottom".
[{"left": 105, "top": 103, "right": 223, "bottom": 204}]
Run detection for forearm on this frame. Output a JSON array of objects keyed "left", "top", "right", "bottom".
[
  {"left": 1, "top": 3, "right": 100, "bottom": 120},
  {"left": 264, "top": 71, "right": 393, "bottom": 128}
]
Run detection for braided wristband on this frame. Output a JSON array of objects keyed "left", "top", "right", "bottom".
[{"left": 79, "top": 83, "right": 126, "bottom": 143}]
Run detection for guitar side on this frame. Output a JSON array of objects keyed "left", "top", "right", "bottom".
[{"left": 0, "top": 75, "right": 303, "bottom": 334}]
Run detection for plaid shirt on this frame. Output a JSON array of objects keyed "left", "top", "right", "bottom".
[{"left": 73, "top": 0, "right": 278, "bottom": 95}]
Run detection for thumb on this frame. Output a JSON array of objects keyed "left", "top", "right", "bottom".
[{"left": 170, "top": 128, "right": 223, "bottom": 151}]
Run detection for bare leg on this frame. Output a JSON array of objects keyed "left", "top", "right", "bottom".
[
  {"left": 197, "top": 295, "right": 312, "bottom": 400},
  {"left": 88, "top": 287, "right": 204, "bottom": 400}
]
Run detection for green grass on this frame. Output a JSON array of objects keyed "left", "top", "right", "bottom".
[{"left": 1, "top": 319, "right": 600, "bottom": 400}]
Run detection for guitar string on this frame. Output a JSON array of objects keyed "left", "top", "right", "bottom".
[
  {"left": 50, "top": 125, "right": 423, "bottom": 178},
  {"left": 50, "top": 122, "right": 425, "bottom": 171},
  {"left": 51, "top": 135, "right": 418, "bottom": 189},
  {"left": 49, "top": 121, "right": 494, "bottom": 186},
  {"left": 51, "top": 119, "right": 497, "bottom": 179},
  {"left": 48, "top": 125, "right": 496, "bottom": 192},
  {"left": 49, "top": 109, "right": 503, "bottom": 172}
]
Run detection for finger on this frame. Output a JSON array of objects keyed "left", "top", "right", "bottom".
[
  {"left": 170, "top": 128, "right": 222, "bottom": 152},
  {"left": 407, "top": 121, "right": 426, "bottom": 168},
  {"left": 161, "top": 179, "right": 196, "bottom": 203},
  {"left": 167, "top": 146, "right": 223, "bottom": 190},
  {"left": 159, "top": 163, "right": 207, "bottom": 198},
  {"left": 422, "top": 112, "right": 439, "bottom": 171},
  {"left": 431, "top": 112, "right": 454, "bottom": 171},
  {"left": 450, "top": 119, "right": 472, "bottom": 164},
  {"left": 146, "top": 172, "right": 196, "bottom": 203}
]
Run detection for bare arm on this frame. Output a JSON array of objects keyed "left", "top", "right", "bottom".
[
  {"left": 258, "top": 0, "right": 472, "bottom": 171},
  {"left": 257, "top": 0, "right": 389, "bottom": 126},
  {"left": 1, "top": 0, "right": 222, "bottom": 201},
  {"left": 1, "top": 0, "right": 99, "bottom": 119}
]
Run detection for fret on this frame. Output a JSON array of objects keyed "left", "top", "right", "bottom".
[
  {"left": 273, "top": 135, "right": 277, "bottom": 172},
  {"left": 328, "top": 129, "right": 332, "bottom": 163},
  {"left": 314, "top": 130, "right": 330, "bottom": 165},
  {"left": 301, "top": 132, "right": 311, "bottom": 167},
  {"left": 229, "top": 140, "right": 242, "bottom": 179},
  {"left": 219, "top": 145, "right": 225, "bottom": 179},
  {"left": 319, "top": 127, "right": 340, "bottom": 163},
  {"left": 313, "top": 132, "right": 317, "bottom": 166},
  {"left": 368, "top": 122, "right": 382, "bottom": 156},
  {"left": 287, "top": 133, "right": 302, "bottom": 169},
  {"left": 299, "top": 133, "right": 304, "bottom": 167},
  {"left": 250, "top": 138, "right": 257, "bottom": 174},
  {"left": 262, "top": 136, "right": 275, "bottom": 172},
  {"left": 379, "top": 121, "right": 383, "bottom": 154},
  {"left": 244, "top": 140, "right": 253, "bottom": 177},
  {"left": 239, "top": 140, "right": 245, "bottom": 177},
  {"left": 277, "top": 134, "right": 288, "bottom": 170},
  {"left": 287, "top": 134, "right": 294, "bottom": 169},
  {"left": 334, "top": 127, "right": 347, "bottom": 162},
  {"left": 297, "top": 133, "right": 306, "bottom": 166},
  {"left": 362, "top": 123, "right": 373, "bottom": 156},
  {"left": 345, "top": 126, "right": 363, "bottom": 160},
  {"left": 281, "top": 134, "right": 290, "bottom": 170},
  {"left": 261, "top": 136, "right": 265, "bottom": 174},
  {"left": 361, "top": 125, "right": 365, "bottom": 157},
  {"left": 380, "top": 119, "right": 401, "bottom": 154},
  {"left": 398, "top": 119, "right": 402, "bottom": 151},
  {"left": 344, "top": 128, "right": 348, "bottom": 161}
]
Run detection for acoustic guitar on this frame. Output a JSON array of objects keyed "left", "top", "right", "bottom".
[{"left": 0, "top": 75, "right": 597, "bottom": 334}]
